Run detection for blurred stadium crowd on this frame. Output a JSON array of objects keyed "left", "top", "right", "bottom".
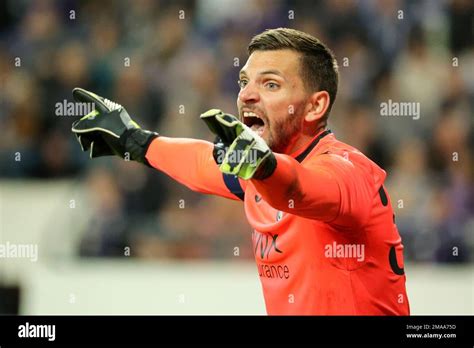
[{"left": 0, "top": 0, "right": 472, "bottom": 262}]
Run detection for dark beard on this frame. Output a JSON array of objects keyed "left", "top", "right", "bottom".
[{"left": 267, "top": 106, "right": 305, "bottom": 154}]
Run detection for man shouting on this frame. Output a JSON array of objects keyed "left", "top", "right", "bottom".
[{"left": 71, "top": 28, "right": 410, "bottom": 315}]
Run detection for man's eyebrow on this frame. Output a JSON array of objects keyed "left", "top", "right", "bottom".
[
  {"left": 239, "top": 69, "right": 285, "bottom": 79},
  {"left": 259, "top": 70, "right": 284, "bottom": 78}
]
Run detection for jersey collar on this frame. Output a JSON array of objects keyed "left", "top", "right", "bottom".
[{"left": 290, "top": 129, "right": 332, "bottom": 163}]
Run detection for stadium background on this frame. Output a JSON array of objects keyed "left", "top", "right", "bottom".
[{"left": 0, "top": 0, "right": 472, "bottom": 314}]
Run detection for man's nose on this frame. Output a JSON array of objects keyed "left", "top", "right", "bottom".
[{"left": 238, "top": 83, "right": 260, "bottom": 104}]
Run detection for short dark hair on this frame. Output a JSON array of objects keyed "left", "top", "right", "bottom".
[{"left": 248, "top": 28, "right": 339, "bottom": 123}]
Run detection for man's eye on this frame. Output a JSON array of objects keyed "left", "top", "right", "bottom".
[
  {"left": 238, "top": 80, "right": 248, "bottom": 88},
  {"left": 265, "top": 82, "right": 279, "bottom": 90}
]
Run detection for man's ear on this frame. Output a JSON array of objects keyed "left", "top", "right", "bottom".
[{"left": 304, "top": 90, "right": 330, "bottom": 123}]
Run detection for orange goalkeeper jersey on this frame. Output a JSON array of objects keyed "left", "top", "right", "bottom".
[{"left": 146, "top": 130, "right": 410, "bottom": 315}]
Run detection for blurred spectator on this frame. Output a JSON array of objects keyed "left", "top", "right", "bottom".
[{"left": 79, "top": 166, "right": 128, "bottom": 257}]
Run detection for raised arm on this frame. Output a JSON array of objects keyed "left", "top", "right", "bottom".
[
  {"left": 199, "top": 109, "right": 373, "bottom": 226},
  {"left": 251, "top": 151, "right": 372, "bottom": 226}
]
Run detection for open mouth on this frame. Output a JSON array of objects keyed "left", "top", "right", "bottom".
[{"left": 242, "top": 110, "right": 266, "bottom": 137}]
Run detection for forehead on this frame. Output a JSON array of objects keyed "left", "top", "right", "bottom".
[{"left": 241, "top": 49, "right": 301, "bottom": 77}]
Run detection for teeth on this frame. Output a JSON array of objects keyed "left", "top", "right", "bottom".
[{"left": 243, "top": 111, "right": 259, "bottom": 118}]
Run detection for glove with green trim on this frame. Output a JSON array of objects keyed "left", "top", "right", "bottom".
[
  {"left": 71, "top": 88, "right": 159, "bottom": 164},
  {"left": 200, "top": 109, "right": 276, "bottom": 180}
]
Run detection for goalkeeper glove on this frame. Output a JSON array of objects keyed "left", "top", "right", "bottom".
[
  {"left": 71, "top": 88, "right": 159, "bottom": 164},
  {"left": 200, "top": 109, "right": 276, "bottom": 180}
]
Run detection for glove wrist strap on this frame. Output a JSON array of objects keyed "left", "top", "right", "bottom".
[{"left": 121, "top": 128, "right": 159, "bottom": 166}]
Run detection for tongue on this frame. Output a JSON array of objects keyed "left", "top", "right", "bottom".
[{"left": 251, "top": 124, "right": 264, "bottom": 137}]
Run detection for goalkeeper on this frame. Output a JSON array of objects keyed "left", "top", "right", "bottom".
[{"left": 72, "top": 28, "right": 410, "bottom": 315}]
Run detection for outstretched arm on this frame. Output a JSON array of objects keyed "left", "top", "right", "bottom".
[
  {"left": 146, "top": 137, "right": 246, "bottom": 201},
  {"left": 70, "top": 89, "right": 246, "bottom": 202}
]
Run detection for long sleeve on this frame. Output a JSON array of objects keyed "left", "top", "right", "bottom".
[
  {"left": 145, "top": 136, "right": 246, "bottom": 201},
  {"left": 251, "top": 152, "right": 373, "bottom": 226}
]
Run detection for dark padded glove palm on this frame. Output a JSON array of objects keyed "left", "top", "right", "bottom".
[{"left": 71, "top": 88, "right": 158, "bottom": 164}]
